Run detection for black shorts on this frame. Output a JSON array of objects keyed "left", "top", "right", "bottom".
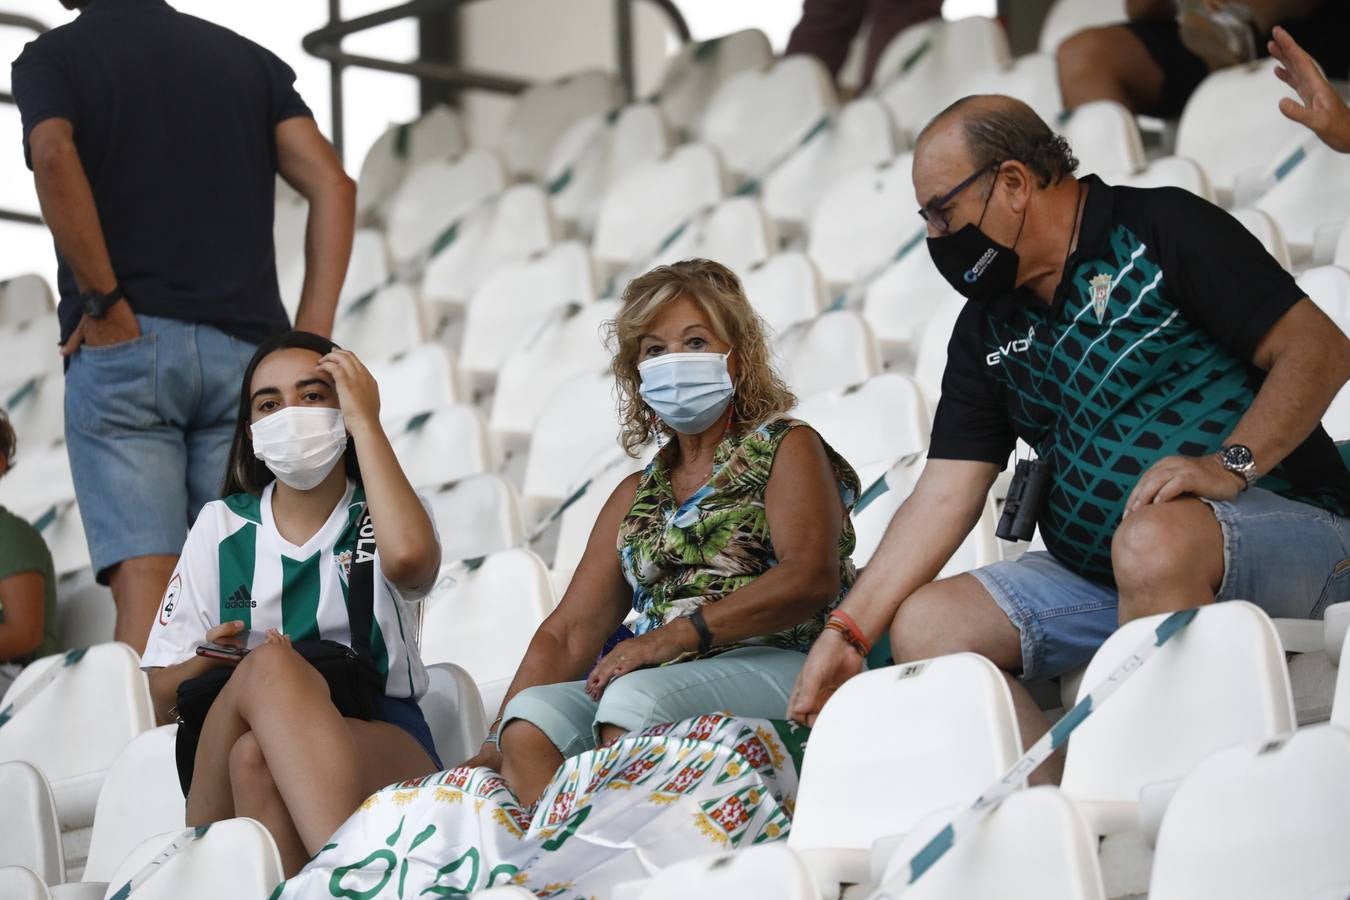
[{"left": 1122, "top": 19, "right": 1210, "bottom": 119}]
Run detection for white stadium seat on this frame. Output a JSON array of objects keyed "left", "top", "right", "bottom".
[
  {"left": 545, "top": 102, "right": 671, "bottom": 237},
  {"left": 0, "top": 445, "right": 74, "bottom": 522},
  {"left": 1060, "top": 602, "right": 1296, "bottom": 836},
  {"left": 550, "top": 451, "right": 649, "bottom": 579},
  {"left": 0, "top": 761, "right": 63, "bottom": 884},
  {"left": 861, "top": 226, "right": 960, "bottom": 368},
  {"left": 383, "top": 149, "right": 507, "bottom": 266},
  {"left": 36, "top": 497, "right": 92, "bottom": 578},
  {"left": 1116, "top": 155, "right": 1214, "bottom": 201},
  {"left": 650, "top": 196, "right": 777, "bottom": 280},
  {"left": 419, "top": 662, "right": 489, "bottom": 767},
  {"left": 741, "top": 252, "right": 826, "bottom": 336},
  {"left": 789, "top": 653, "right": 1022, "bottom": 890},
  {"left": 0, "top": 313, "right": 61, "bottom": 396},
  {"left": 498, "top": 70, "right": 621, "bottom": 181},
  {"left": 0, "top": 643, "right": 154, "bottom": 830},
  {"left": 1336, "top": 218, "right": 1350, "bottom": 269},
  {"left": 807, "top": 153, "right": 917, "bottom": 293},
  {"left": 1150, "top": 725, "right": 1350, "bottom": 900},
  {"left": 399, "top": 104, "right": 468, "bottom": 171},
  {"left": 698, "top": 54, "right": 837, "bottom": 182},
  {"left": 356, "top": 105, "right": 468, "bottom": 220},
  {"left": 386, "top": 404, "right": 492, "bottom": 490},
  {"left": 82, "top": 725, "right": 184, "bottom": 883},
  {"left": 98, "top": 820, "right": 283, "bottom": 900},
  {"left": 1255, "top": 138, "right": 1350, "bottom": 255},
  {"left": 1230, "top": 207, "right": 1293, "bottom": 272},
  {"left": 592, "top": 143, "right": 725, "bottom": 276},
  {"left": 953, "top": 52, "right": 1064, "bottom": 126},
  {"left": 331, "top": 282, "right": 425, "bottom": 360},
  {"left": 874, "top": 787, "right": 1106, "bottom": 900},
  {"left": 1038, "top": 0, "right": 1125, "bottom": 54},
  {"left": 0, "top": 866, "right": 51, "bottom": 900},
  {"left": 1061, "top": 100, "right": 1145, "bottom": 179},
  {"left": 339, "top": 227, "right": 391, "bottom": 308},
  {"left": 419, "top": 183, "right": 557, "bottom": 315},
  {"left": 632, "top": 845, "right": 822, "bottom": 900},
  {"left": 776, "top": 310, "right": 880, "bottom": 399},
  {"left": 459, "top": 242, "right": 597, "bottom": 395},
  {"left": 1299, "top": 265, "right": 1350, "bottom": 440},
  {"left": 490, "top": 300, "right": 617, "bottom": 449},
  {"left": 5, "top": 373, "right": 65, "bottom": 453},
  {"left": 521, "top": 369, "right": 624, "bottom": 517},
  {"left": 761, "top": 97, "right": 897, "bottom": 234},
  {"left": 367, "top": 342, "right": 461, "bottom": 420},
  {"left": 424, "top": 473, "right": 524, "bottom": 565},
  {"left": 791, "top": 373, "right": 929, "bottom": 477},
  {"left": 0, "top": 274, "right": 54, "bottom": 326},
  {"left": 419, "top": 548, "right": 555, "bottom": 712},
  {"left": 652, "top": 29, "right": 773, "bottom": 140},
  {"left": 54, "top": 570, "right": 116, "bottom": 652}
]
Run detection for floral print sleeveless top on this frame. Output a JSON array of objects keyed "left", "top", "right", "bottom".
[{"left": 617, "top": 417, "right": 860, "bottom": 654}]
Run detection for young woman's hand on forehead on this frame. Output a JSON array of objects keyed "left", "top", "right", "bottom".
[{"left": 317, "top": 349, "right": 381, "bottom": 435}]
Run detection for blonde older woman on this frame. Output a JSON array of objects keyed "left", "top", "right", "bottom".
[{"left": 460, "top": 259, "right": 861, "bottom": 806}]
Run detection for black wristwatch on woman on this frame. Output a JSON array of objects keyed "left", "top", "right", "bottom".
[{"left": 684, "top": 608, "right": 714, "bottom": 654}]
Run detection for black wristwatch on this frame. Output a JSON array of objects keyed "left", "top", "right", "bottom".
[
  {"left": 685, "top": 608, "right": 714, "bottom": 654},
  {"left": 79, "top": 284, "right": 124, "bottom": 319},
  {"left": 1218, "top": 444, "right": 1258, "bottom": 489}
]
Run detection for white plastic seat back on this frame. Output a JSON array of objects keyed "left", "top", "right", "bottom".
[
  {"left": 83, "top": 725, "right": 184, "bottom": 883},
  {"left": 954, "top": 53, "right": 1064, "bottom": 125},
  {"left": 653, "top": 29, "right": 773, "bottom": 139},
  {"left": 790, "top": 654, "right": 1021, "bottom": 860},
  {"left": 38, "top": 501, "right": 92, "bottom": 579},
  {"left": 874, "top": 17, "right": 1012, "bottom": 139},
  {"left": 1299, "top": 261, "right": 1350, "bottom": 440},
  {"left": 5, "top": 372, "right": 65, "bottom": 453},
  {"left": 1337, "top": 219, "right": 1350, "bottom": 269},
  {"left": 459, "top": 242, "right": 597, "bottom": 390},
  {"left": 592, "top": 143, "right": 725, "bottom": 272},
  {"left": 1062, "top": 100, "right": 1145, "bottom": 178},
  {"left": 340, "top": 228, "right": 392, "bottom": 308},
  {"left": 650, "top": 196, "right": 776, "bottom": 279},
  {"left": 424, "top": 474, "right": 524, "bottom": 565},
  {"left": 1176, "top": 59, "right": 1306, "bottom": 203},
  {"left": 545, "top": 103, "right": 670, "bottom": 236},
  {"left": 0, "top": 761, "right": 63, "bottom": 884},
  {"left": 698, "top": 55, "right": 837, "bottom": 181},
  {"left": 499, "top": 71, "right": 621, "bottom": 181},
  {"left": 762, "top": 97, "right": 896, "bottom": 230},
  {"left": 1116, "top": 155, "right": 1214, "bottom": 201},
  {"left": 1255, "top": 139, "right": 1350, "bottom": 250},
  {"left": 55, "top": 570, "right": 116, "bottom": 651},
  {"left": 1060, "top": 602, "right": 1296, "bottom": 834},
  {"left": 331, "top": 283, "right": 424, "bottom": 360},
  {"left": 367, "top": 343, "right": 461, "bottom": 420},
  {"left": 384, "top": 150, "right": 506, "bottom": 265},
  {"left": 490, "top": 300, "right": 617, "bottom": 444},
  {"left": 1333, "top": 623, "right": 1350, "bottom": 728},
  {"left": 1150, "top": 725, "right": 1350, "bottom": 900},
  {"left": 637, "top": 845, "right": 821, "bottom": 900},
  {"left": 792, "top": 373, "right": 929, "bottom": 476},
  {"left": 0, "top": 274, "right": 54, "bottom": 326},
  {"left": 0, "top": 313, "right": 61, "bottom": 395},
  {"left": 0, "top": 643, "right": 153, "bottom": 829},
  {"left": 862, "top": 227, "right": 961, "bottom": 364},
  {"left": 403, "top": 104, "right": 467, "bottom": 170},
  {"left": 522, "top": 370, "right": 623, "bottom": 511},
  {"left": 419, "top": 548, "right": 555, "bottom": 690},
  {"left": 777, "top": 310, "right": 880, "bottom": 399},
  {"left": 552, "top": 452, "right": 650, "bottom": 577},
  {"left": 421, "top": 184, "right": 557, "bottom": 313},
  {"left": 741, "top": 253, "right": 825, "bottom": 335},
  {"left": 1039, "top": 0, "right": 1125, "bottom": 53},
  {"left": 0, "top": 446, "right": 74, "bottom": 526},
  {"left": 807, "top": 153, "right": 916, "bottom": 290},
  {"left": 0, "top": 866, "right": 51, "bottom": 900},
  {"left": 356, "top": 105, "right": 468, "bottom": 219},
  {"left": 1230, "top": 208, "right": 1293, "bottom": 272},
  {"left": 387, "top": 404, "right": 491, "bottom": 490},
  {"left": 101, "top": 820, "right": 283, "bottom": 900},
  {"left": 419, "top": 662, "right": 488, "bottom": 766},
  {"left": 877, "top": 787, "right": 1106, "bottom": 900}
]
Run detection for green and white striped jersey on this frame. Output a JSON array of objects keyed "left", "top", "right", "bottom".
[{"left": 141, "top": 480, "right": 436, "bottom": 699}]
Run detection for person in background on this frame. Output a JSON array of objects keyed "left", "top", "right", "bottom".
[
  {"left": 1056, "top": 0, "right": 1349, "bottom": 118},
  {"left": 0, "top": 412, "right": 59, "bottom": 696},
  {"left": 1268, "top": 25, "right": 1350, "bottom": 153},
  {"left": 460, "top": 260, "right": 860, "bottom": 808},
  {"left": 786, "top": 0, "right": 944, "bottom": 92},
  {"left": 12, "top": 0, "right": 356, "bottom": 654}
]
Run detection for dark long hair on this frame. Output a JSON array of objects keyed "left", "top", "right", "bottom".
[{"left": 221, "top": 331, "right": 362, "bottom": 497}]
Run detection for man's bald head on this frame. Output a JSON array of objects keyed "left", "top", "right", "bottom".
[{"left": 916, "top": 95, "right": 1078, "bottom": 189}]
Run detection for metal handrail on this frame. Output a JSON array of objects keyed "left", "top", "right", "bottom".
[
  {"left": 0, "top": 11, "right": 49, "bottom": 226},
  {"left": 303, "top": 0, "right": 691, "bottom": 161}
]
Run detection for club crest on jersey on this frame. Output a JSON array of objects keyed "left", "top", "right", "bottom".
[
  {"left": 335, "top": 549, "right": 353, "bottom": 585},
  {"left": 1090, "top": 273, "right": 1112, "bottom": 323},
  {"left": 159, "top": 574, "right": 181, "bottom": 625}
]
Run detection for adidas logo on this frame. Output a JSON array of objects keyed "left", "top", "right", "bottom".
[{"left": 224, "top": 584, "right": 256, "bottom": 610}]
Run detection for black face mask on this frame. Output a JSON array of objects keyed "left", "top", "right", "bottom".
[{"left": 926, "top": 183, "right": 1026, "bottom": 304}]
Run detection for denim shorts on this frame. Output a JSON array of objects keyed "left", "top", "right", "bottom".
[
  {"left": 64, "top": 314, "right": 258, "bottom": 583},
  {"left": 498, "top": 646, "right": 806, "bottom": 758},
  {"left": 971, "top": 488, "right": 1350, "bottom": 682},
  {"left": 374, "top": 695, "right": 443, "bottom": 769}
]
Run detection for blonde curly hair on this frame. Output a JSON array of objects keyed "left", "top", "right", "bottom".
[{"left": 606, "top": 259, "right": 796, "bottom": 456}]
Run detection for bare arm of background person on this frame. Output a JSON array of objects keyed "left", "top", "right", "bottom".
[{"left": 276, "top": 117, "right": 356, "bottom": 338}]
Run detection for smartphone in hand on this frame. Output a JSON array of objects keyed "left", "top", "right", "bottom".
[{"left": 195, "top": 629, "right": 268, "bottom": 662}]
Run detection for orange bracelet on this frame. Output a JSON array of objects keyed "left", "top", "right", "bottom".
[
  {"left": 828, "top": 609, "right": 871, "bottom": 654},
  {"left": 825, "top": 619, "right": 869, "bottom": 658}
]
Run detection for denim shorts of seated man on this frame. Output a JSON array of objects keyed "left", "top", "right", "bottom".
[
  {"left": 786, "top": 95, "right": 1350, "bottom": 785},
  {"left": 458, "top": 259, "right": 860, "bottom": 808}
]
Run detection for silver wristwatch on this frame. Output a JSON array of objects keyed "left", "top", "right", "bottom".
[{"left": 1218, "top": 444, "right": 1258, "bottom": 489}]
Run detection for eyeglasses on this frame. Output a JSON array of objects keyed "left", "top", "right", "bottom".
[{"left": 917, "top": 162, "right": 1002, "bottom": 235}]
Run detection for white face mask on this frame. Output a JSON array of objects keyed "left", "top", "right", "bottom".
[{"left": 250, "top": 407, "right": 348, "bottom": 491}]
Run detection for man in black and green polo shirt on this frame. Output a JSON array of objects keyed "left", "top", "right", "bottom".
[{"left": 786, "top": 95, "right": 1350, "bottom": 779}]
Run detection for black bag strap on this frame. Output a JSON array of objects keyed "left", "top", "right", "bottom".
[{"left": 347, "top": 504, "right": 376, "bottom": 661}]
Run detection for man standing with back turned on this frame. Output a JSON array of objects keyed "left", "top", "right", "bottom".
[{"left": 12, "top": 0, "right": 356, "bottom": 652}]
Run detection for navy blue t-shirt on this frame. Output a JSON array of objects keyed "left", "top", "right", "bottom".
[{"left": 11, "top": 0, "right": 308, "bottom": 344}]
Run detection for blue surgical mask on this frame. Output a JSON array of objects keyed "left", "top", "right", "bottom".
[{"left": 638, "top": 351, "right": 734, "bottom": 435}]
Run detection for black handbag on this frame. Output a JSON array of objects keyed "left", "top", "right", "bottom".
[{"left": 173, "top": 505, "right": 385, "bottom": 795}]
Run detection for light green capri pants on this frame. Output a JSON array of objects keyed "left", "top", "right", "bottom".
[{"left": 498, "top": 646, "right": 807, "bottom": 758}]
